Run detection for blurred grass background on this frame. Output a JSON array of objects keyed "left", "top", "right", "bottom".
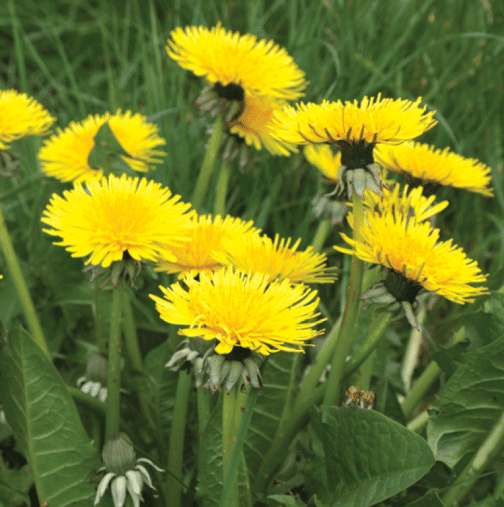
[{"left": 0, "top": 0, "right": 503, "bottom": 348}]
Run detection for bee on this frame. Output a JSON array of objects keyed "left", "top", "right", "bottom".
[{"left": 344, "top": 385, "right": 376, "bottom": 410}]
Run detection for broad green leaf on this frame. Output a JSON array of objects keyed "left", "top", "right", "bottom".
[
  {"left": 315, "top": 406, "right": 434, "bottom": 507},
  {"left": 0, "top": 461, "right": 31, "bottom": 506},
  {"left": 196, "top": 393, "right": 252, "bottom": 507},
  {"left": 265, "top": 494, "right": 308, "bottom": 506},
  {"left": 427, "top": 334, "right": 504, "bottom": 469},
  {"left": 245, "top": 352, "right": 299, "bottom": 477},
  {"left": 0, "top": 327, "right": 100, "bottom": 507},
  {"left": 403, "top": 490, "right": 444, "bottom": 507}
]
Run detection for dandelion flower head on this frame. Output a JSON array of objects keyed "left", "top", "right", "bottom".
[
  {"left": 155, "top": 214, "right": 260, "bottom": 277},
  {"left": 347, "top": 182, "right": 449, "bottom": 226},
  {"left": 228, "top": 93, "right": 298, "bottom": 155},
  {"left": 42, "top": 173, "right": 194, "bottom": 268},
  {"left": 335, "top": 212, "right": 488, "bottom": 304},
  {"left": 39, "top": 110, "right": 166, "bottom": 183},
  {"left": 150, "top": 267, "right": 325, "bottom": 355},
  {"left": 273, "top": 94, "right": 437, "bottom": 147},
  {"left": 374, "top": 141, "right": 494, "bottom": 197},
  {"left": 0, "top": 89, "right": 55, "bottom": 150},
  {"left": 167, "top": 23, "right": 307, "bottom": 101},
  {"left": 216, "top": 233, "right": 337, "bottom": 284}
]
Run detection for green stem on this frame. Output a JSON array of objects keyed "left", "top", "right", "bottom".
[
  {"left": 311, "top": 218, "right": 331, "bottom": 254},
  {"left": 214, "top": 159, "right": 232, "bottom": 217},
  {"left": 442, "top": 409, "right": 504, "bottom": 506},
  {"left": 401, "top": 326, "right": 466, "bottom": 419},
  {"left": 93, "top": 281, "right": 105, "bottom": 355},
  {"left": 253, "top": 384, "right": 325, "bottom": 495},
  {"left": 294, "top": 317, "right": 341, "bottom": 411},
  {"left": 401, "top": 301, "right": 426, "bottom": 391},
  {"left": 278, "top": 353, "right": 301, "bottom": 429},
  {"left": 191, "top": 114, "right": 225, "bottom": 213},
  {"left": 343, "top": 312, "right": 390, "bottom": 380},
  {"left": 122, "top": 291, "right": 156, "bottom": 430},
  {"left": 323, "top": 193, "right": 365, "bottom": 406},
  {"left": 406, "top": 410, "right": 429, "bottom": 433},
  {"left": 166, "top": 370, "right": 192, "bottom": 507},
  {"left": 401, "top": 362, "right": 440, "bottom": 419},
  {"left": 105, "top": 276, "right": 124, "bottom": 439},
  {"left": 197, "top": 388, "right": 211, "bottom": 445},
  {"left": 0, "top": 206, "right": 50, "bottom": 359},
  {"left": 220, "top": 388, "right": 259, "bottom": 507},
  {"left": 222, "top": 386, "right": 239, "bottom": 507}
]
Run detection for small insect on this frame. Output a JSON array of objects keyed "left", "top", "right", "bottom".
[{"left": 344, "top": 385, "right": 376, "bottom": 410}]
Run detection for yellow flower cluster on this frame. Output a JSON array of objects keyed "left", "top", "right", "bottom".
[{"left": 34, "top": 22, "right": 491, "bottom": 362}]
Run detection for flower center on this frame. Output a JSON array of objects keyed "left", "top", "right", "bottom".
[
  {"left": 384, "top": 269, "right": 422, "bottom": 304},
  {"left": 214, "top": 82, "right": 245, "bottom": 102},
  {"left": 225, "top": 346, "right": 252, "bottom": 361},
  {"left": 337, "top": 139, "right": 375, "bottom": 170}
]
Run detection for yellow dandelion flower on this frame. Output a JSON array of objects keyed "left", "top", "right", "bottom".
[
  {"left": 347, "top": 182, "right": 449, "bottom": 226},
  {"left": 167, "top": 23, "right": 306, "bottom": 101},
  {"left": 150, "top": 267, "right": 325, "bottom": 355},
  {"left": 273, "top": 94, "right": 436, "bottom": 199},
  {"left": 216, "top": 233, "right": 337, "bottom": 284},
  {"left": 0, "top": 89, "right": 55, "bottom": 149},
  {"left": 304, "top": 144, "right": 341, "bottom": 183},
  {"left": 41, "top": 173, "right": 194, "bottom": 268},
  {"left": 335, "top": 212, "right": 488, "bottom": 304},
  {"left": 38, "top": 110, "right": 166, "bottom": 183},
  {"left": 273, "top": 94, "right": 437, "bottom": 146},
  {"left": 228, "top": 94, "right": 297, "bottom": 155},
  {"left": 155, "top": 214, "right": 260, "bottom": 277},
  {"left": 374, "top": 142, "right": 494, "bottom": 197}
]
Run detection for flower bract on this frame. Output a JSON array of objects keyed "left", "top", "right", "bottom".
[
  {"left": 0, "top": 89, "right": 55, "bottom": 149},
  {"left": 95, "top": 432, "right": 163, "bottom": 507},
  {"left": 335, "top": 212, "right": 488, "bottom": 304},
  {"left": 155, "top": 214, "right": 259, "bottom": 277},
  {"left": 39, "top": 110, "right": 166, "bottom": 183},
  {"left": 41, "top": 173, "right": 194, "bottom": 268},
  {"left": 150, "top": 267, "right": 325, "bottom": 355},
  {"left": 374, "top": 141, "right": 494, "bottom": 197}
]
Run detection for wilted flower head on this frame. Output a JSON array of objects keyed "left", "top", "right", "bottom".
[
  {"left": 94, "top": 432, "right": 163, "bottom": 507},
  {"left": 0, "top": 89, "right": 55, "bottom": 149},
  {"left": 77, "top": 353, "right": 108, "bottom": 402}
]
